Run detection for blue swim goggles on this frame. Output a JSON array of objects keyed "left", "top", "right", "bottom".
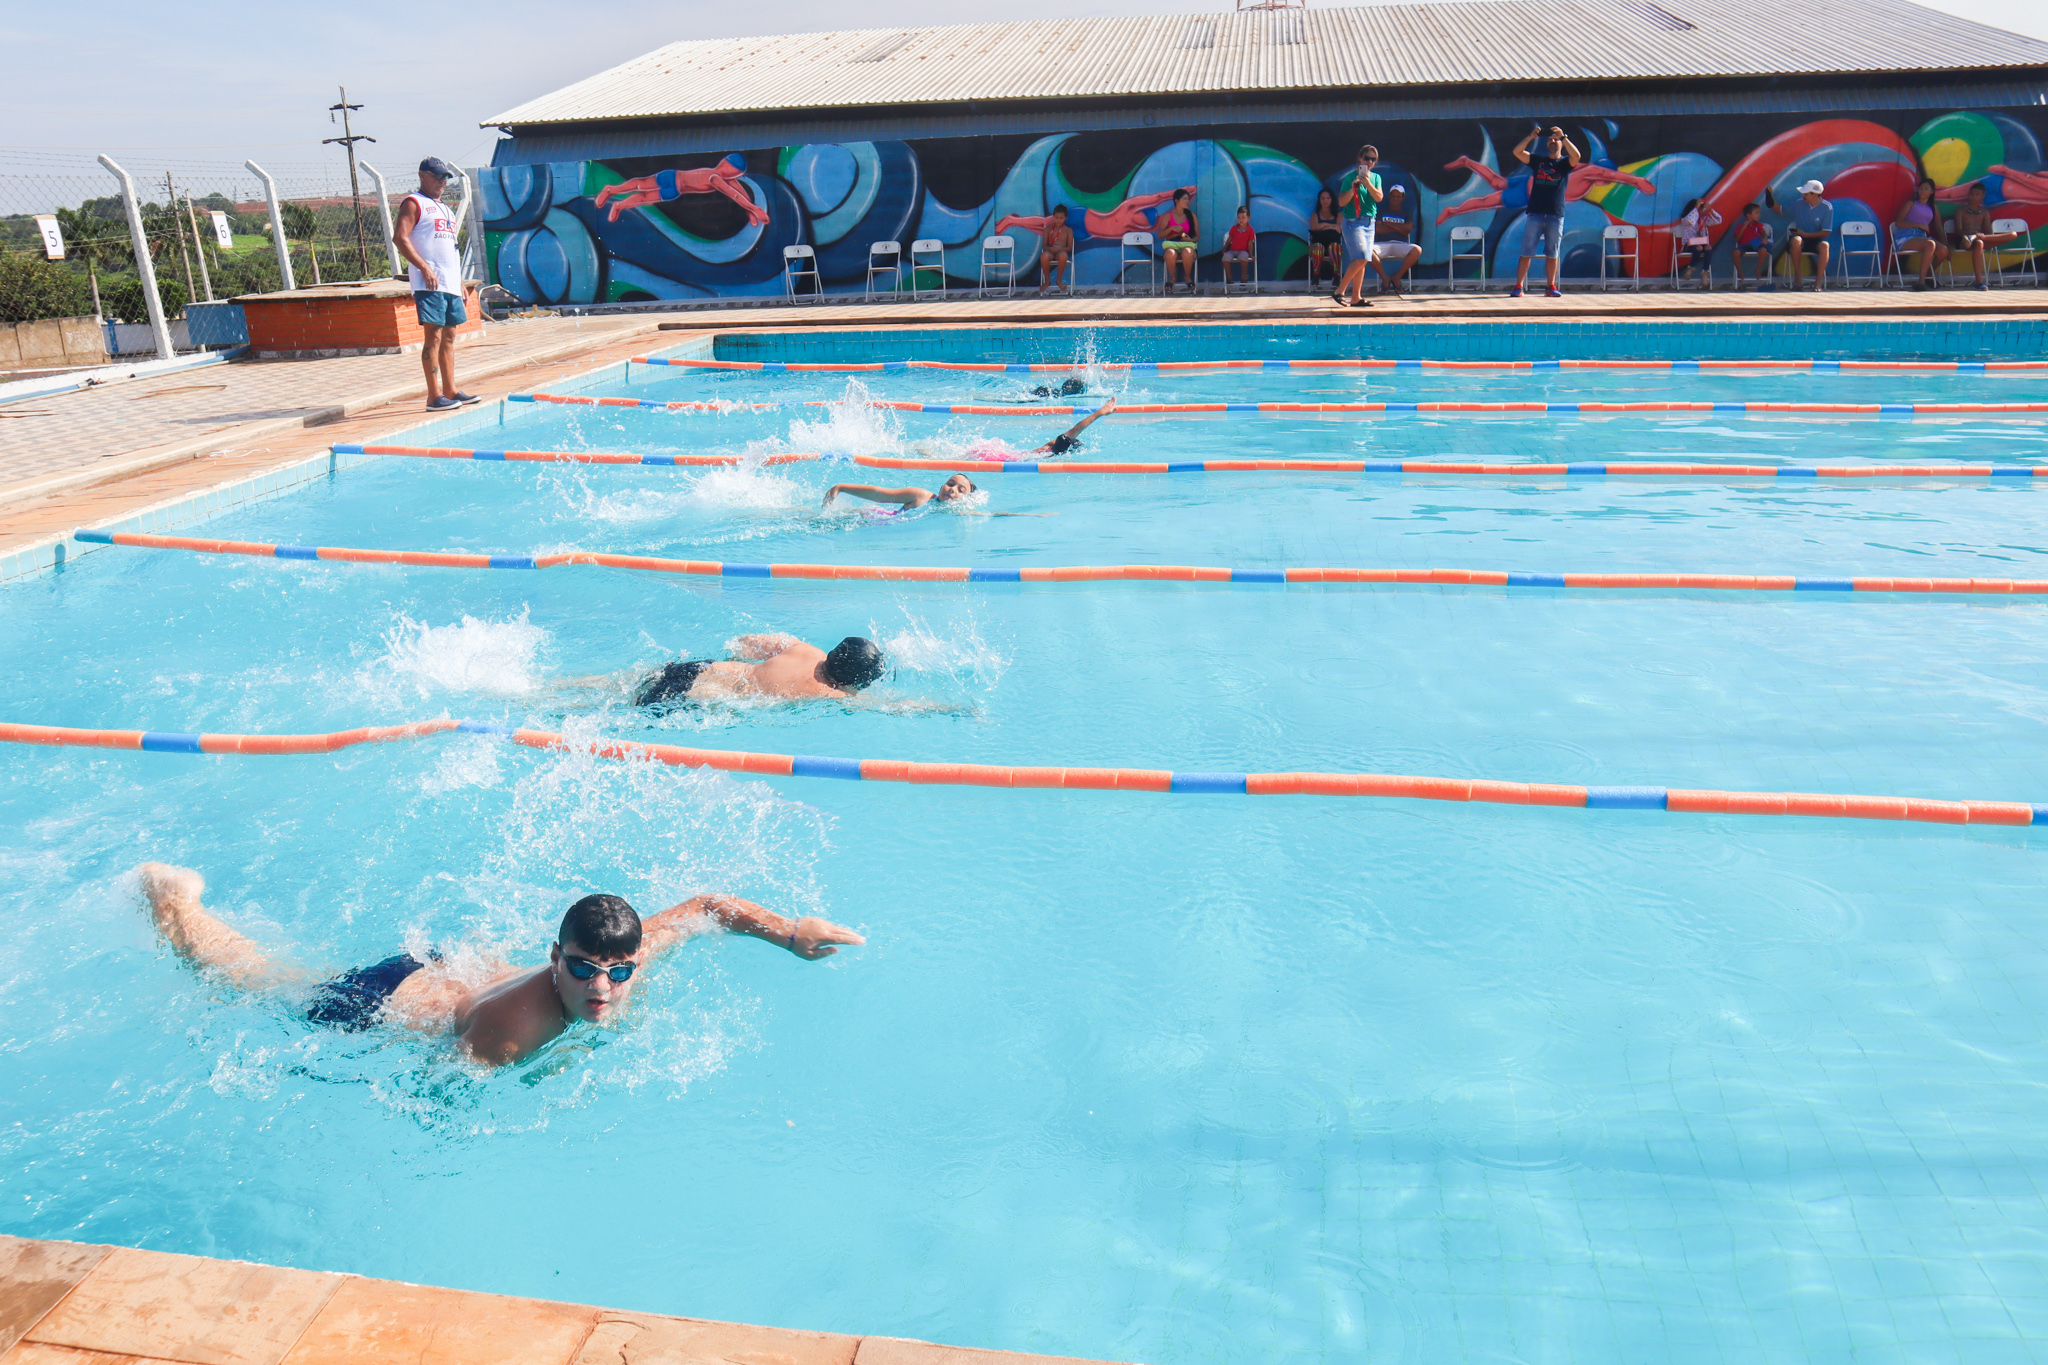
[{"left": 560, "top": 953, "right": 636, "bottom": 983}]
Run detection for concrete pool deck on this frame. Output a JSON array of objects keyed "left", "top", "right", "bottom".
[{"left": 0, "top": 1235, "right": 1129, "bottom": 1364}]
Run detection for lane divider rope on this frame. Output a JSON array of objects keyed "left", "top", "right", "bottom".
[
  {"left": 71, "top": 529, "right": 2048, "bottom": 595},
  {"left": 340, "top": 443, "right": 2048, "bottom": 480},
  {"left": 512, "top": 392, "right": 2048, "bottom": 417},
  {"left": 0, "top": 719, "right": 2035, "bottom": 829},
  {"left": 633, "top": 356, "right": 2048, "bottom": 375}
]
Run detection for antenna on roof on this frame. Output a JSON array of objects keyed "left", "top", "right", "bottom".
[{"left": 1237, "top": 0, "right": 1304, "bottom": 10}]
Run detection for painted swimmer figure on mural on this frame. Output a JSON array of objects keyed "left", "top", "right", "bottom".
[
  {"left": 1434, "top": 142, "right": 1656, "bottom": 224},
  {"left": 995, "top": 186, "right": 1198, "bottom": 242},
  {"left": 136, "top": 863, "right": 863, "bottom": 1067},
  {"left": 594, "top": 154, "right": 770, "bottom": 226}
]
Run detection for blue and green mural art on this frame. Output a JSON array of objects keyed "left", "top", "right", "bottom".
[{"left": 479, "top": 109, "right": 2047, "bottom": 302}]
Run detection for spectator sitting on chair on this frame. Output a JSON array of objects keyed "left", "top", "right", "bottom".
[
  {"left": 1370, "top": 186, "right": 1422, "bottom": 294},
  {"left": 1509, "top": 126, "right": 1580, "bottom": 299},
  {"left": 1038, "top": 205, "right": 1075, "bottom": 296},
  {"left": 1776, "top": 182, "right": 1833, "bottom": 291},
  {"left": 1731, "top": 203, "right": 1772, "bottom": 286},
  {"left": 1156, "top": 190, "right": 1200, "bottom": 292},
  {"left": 1895, "top": 178, "right": 1950, "bottom": 288},
  {"left": 1223, "top": 206, "right": 1256, "bottom": 286},
  {"left": 1307, "top": 189, "right": 1343, "bottom": 294},
  {"left": 1950, "top": 182, "right": 2022, "bottom": 290},
  {"left": 1672, "top": 197, "right": 1723, "bottom": 284}
]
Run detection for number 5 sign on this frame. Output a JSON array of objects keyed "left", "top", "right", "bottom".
[{"left": 33, "top": 215, "right": 63, "bottom": 260}]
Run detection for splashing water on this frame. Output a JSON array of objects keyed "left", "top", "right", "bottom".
[
  {"left": 371, "top": 611, "right": 548, "bottom": 701},
  {"left": 779, "top": 377, "right": 906, "bottom": 459}
]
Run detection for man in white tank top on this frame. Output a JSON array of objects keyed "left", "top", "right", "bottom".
[{"left": 392, "top": 157, "right": 476, "bottom": 411}]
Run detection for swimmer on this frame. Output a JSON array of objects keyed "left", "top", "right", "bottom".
[
  {"left": 634, "top": 633, "right": 884, "bottom": 708},
  {"left": 136, "top": 862, "right": 863, "bottom": 1067},
  {"left": 1035, "top": 396, "right": 1117, "bottom": 456},
  {"left": 1026, "top": 377, "right": 1088, "bottom": 399},
  {"left": 822, "top": 475, "right": 1053, "bottom": 517}
]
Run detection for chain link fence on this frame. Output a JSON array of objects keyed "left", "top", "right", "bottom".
[{"left": 0, "top": 152, "right": 476, "bottom": 356}]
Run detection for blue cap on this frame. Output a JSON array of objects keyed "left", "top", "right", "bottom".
[{"left": 419, "top": 157, "right": 458, "bottom": 180}]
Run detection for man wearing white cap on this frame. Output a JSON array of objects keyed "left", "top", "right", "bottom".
[
  {"left": 1783, "top": 180, "right": 1834, "bottom": 290},
  {"left": 393, "top": 157, "right": 477, "bottom": 411}
]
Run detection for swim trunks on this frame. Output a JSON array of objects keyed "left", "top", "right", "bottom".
[
  {"left": 306, "top": 954, "right": 431, "bottom": 1031},
  {"left": 634, "top": 659, "right": 716, "bottom": 707}
]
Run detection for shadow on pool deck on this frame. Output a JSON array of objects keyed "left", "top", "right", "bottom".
[{"left": 0, "top": 1234, "right": 1136, "bottom": 1365}]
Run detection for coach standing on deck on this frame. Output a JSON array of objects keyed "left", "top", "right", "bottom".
[{"left": 393, "top": 157, "right": 477, "bottom": 411}]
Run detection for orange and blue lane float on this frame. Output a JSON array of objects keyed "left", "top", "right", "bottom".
[
  {"left": 630, "top": 356, "right": 2048, "bottom": 375},
  {"left": 338, "top": 443, "right": 2048, "bottom": 480},
  {"left": 0, "top": 719, "right": 2039, "bottom": 830},
  {"left": 509, "top": 391, "right": 2048, "bottom": 418},
  {"left": 68, "top": 529, "right": 2048, "bottom": 596}
]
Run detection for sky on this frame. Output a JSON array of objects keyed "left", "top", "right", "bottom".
[{"left": 1, "top": 0, "right": 2044, "bottom": 208}]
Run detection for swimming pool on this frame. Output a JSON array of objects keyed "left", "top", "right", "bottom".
[{"left": 5, "top": 327, "right": 2048, "bottom": 1362}]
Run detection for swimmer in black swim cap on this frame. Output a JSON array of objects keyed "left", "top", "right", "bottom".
[
  {"left": 1032, "top": 396, "right": 1117, "bottom": 457},
  {"left": 1027, "top": 377, "right": 1089, "bottom": 398},
  {"left": 633, "top": 632, "right": 886, "bottom": 708},
  {"left": 821, "top": 475, "right": 1057, "bottom": 517}
]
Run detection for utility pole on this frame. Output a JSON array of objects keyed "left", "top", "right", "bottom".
[
  {"left": 324, "top": 85, "right": 376, "bottom": 281},
  {"left": 164, "top": 171, "right": 196, "bottom": 301},
  {"left": 176, "top": 177, "right": 215, "bottom": 301}
]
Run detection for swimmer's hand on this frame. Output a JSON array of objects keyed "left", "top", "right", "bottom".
[{"left": 791, "top": 915, "right": 865, "bottom": 960}]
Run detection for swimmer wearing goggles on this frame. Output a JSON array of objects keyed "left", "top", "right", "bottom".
[{"left": 138, "top": 863, "right": 864, "bottom": 1066}]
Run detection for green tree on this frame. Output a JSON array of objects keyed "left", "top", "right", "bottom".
[
  {"left": 55, "top": 206, "right": 129, "bottom": 316},
  {"left": 0, "top": 250, "right": 91, "bottom": 324},
  {"left": 101, "top": 274, "right": 187, "bottom": 323}
]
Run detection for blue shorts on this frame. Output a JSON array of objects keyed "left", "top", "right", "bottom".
[
  {"left": 415, "top": 290, "right": 466, "bottom": 328},
  {"left": 1520, "top": 214, "right": 1564, "bottom": 260},
  {"left": 1343, "top": 218, "right": 1376, "bottom": 261}
]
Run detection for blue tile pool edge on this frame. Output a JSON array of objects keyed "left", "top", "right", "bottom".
[{"left": 0, "top": 332, "right": 717, "bottom": 587}]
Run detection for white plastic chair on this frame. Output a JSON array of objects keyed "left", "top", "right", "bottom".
[
  {"left": 783, "top": 245, "right": 820, "bottom": 301},
  {"left": 1448, "top": 225, "right": 1487, "bottom": 291},
  {"left": 909, "top": 238, "right": 946, "bottom": 299},
  {"left": 1117, "top": 232, "right": 1156, "bottom": 296},
  {"left": 1223, "top": 236, "right": 1259, "bottom": 296},
  {"left": 1786, "top": 232, "right": 1829, "bottom": 284},
  {"left": 1670, "top": 233, "right": 1714, "bottom": 290},
  {"left": 864, "top": 242, "right": 901, "bottom": 301},
  {"left": 979, "top": 235, "right": 1015, "bottom": 298},
  {"left": 1990, "top": 217, "right": 2039, "bottom": 287},
  {"left": 1600, "top": 225, "right": 1640, "bottom": 290},
  {"left": 1835, "top": 221, "right": 1881, "bottom": 286}
]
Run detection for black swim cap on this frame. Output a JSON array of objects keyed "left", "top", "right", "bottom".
[
  {"left": 823, "top": 637, "right": 885, "bottom": 690},
  {"left": 1059, "top": 377, "right": 1086, "bottom": 395},
  {"left": 1047, "top": 433, "right": 1078, "bottom": 455}
]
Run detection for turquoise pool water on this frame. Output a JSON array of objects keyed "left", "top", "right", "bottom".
[{"left": 4, "top": 343, "right": 2048, "bottom": 1363}]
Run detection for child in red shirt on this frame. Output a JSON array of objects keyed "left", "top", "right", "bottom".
[{"left": 1223, "top": 206, "right": 1256, "bottom": 284}]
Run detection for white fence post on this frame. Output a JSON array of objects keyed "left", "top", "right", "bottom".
[
  {"left": 96, "top": 155, "right": 175, "bottom": 362},
  {"left": 456, "top": 170, "right": 485, "bottom": 287},
  {"left": 244, "top": 160, "right": 297, "bottom": 293},
  {"left": 359, "top": 162, "right": 403, "bottom": 277}
]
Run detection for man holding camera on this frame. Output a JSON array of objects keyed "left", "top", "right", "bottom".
[{"left": 1510, "top": 125, "right": 1580, "bottom": 298}]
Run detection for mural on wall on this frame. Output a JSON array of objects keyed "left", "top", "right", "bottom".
[{"left": 478, "top": 109, "right": 2048, "bottom": 302}]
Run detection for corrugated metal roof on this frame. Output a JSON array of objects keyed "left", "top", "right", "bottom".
[{"left": 484, "top": 0, "right": 2048, "bottom": 129}]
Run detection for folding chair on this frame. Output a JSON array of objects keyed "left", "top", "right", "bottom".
[
  {"left": 1991, "top": 217, "right": 2039, "bottom": 287},
  {"left": 783, "top": 245, "right": 820, "bottom": 301},
  {"left": 1786, "top": 233, "right": 1830, "bottom": 287},
  {"left": 1117, "top": 232, "right": 1157, "bottom": 296},
  {"left": 1448, "top": 225, "right": 1487, "bottom": 291},
  {"left": 1732, "top": 224, "right": 1773, "bottom": 289},
  {"left": 1837, "top": 221, "right": 1882, "bottom": 286},
  {"left": 1600, "top": 225, "right": 1640, "bottom": 290},
  {"left": 979, "top": 235, "right": 1015, "bottom": 298},
  {"left": 1670, "top": 232, "right": 1714, "bottom": 290},
  {"left": 909, "top": 238, "right": 946, "bottom": 299},
  {"left": 864, "top": 241, "right": 901, "bottom": 301}
]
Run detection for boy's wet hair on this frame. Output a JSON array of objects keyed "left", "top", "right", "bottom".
[{"left": 560, "top": 894, "right": 641, "bottom": 957}]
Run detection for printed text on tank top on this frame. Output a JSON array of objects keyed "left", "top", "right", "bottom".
[{"left": 406, "top": 193, "right": 464, "bottom": 296}]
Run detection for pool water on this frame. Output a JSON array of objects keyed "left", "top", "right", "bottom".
[{"left": 4, "top": 344, "right": 2048, "bottom": 1363}]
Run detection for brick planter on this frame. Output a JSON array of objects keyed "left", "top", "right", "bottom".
[{"left": 235, "top": 280, "right": 481, "bottom": 360}]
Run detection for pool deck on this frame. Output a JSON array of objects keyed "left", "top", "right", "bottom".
[{"left": 0, "top": 1234, "right": 1130, "bottom": 1365}]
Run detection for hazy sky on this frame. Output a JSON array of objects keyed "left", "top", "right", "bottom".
[{"left": 2, "top": 0, "right": 2043, "bottom": 203}]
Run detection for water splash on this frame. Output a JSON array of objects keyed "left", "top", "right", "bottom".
[
  {"left": 780, "top": 377, "right": 905, "bottom": 458},
  {"left": 370, "top": 611, "right": 548, "bottom": 701}
]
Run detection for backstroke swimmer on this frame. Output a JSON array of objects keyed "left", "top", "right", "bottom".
[
  {"left": 822, "top": 474, "right": 1052, "bottom": 517},
  {"left": 137, "top": 863, "right": 863, "bottom": 1067}
]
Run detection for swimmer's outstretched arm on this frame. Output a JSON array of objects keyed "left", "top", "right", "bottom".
[
  {"left": 824, "top": 483, "right": 927, "bottom": 508},
  {"left": 729, "top": 632, "right": 804, "bottom": 660},
  {"left": 137, "top": 863, "right": 301, "bottom": 990},
  {"left": 641, "top": 893, "right": 866, "bottom": 961},
  {"left": 1035, "top": 396, "right": 1118, "bottom": 453}
]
